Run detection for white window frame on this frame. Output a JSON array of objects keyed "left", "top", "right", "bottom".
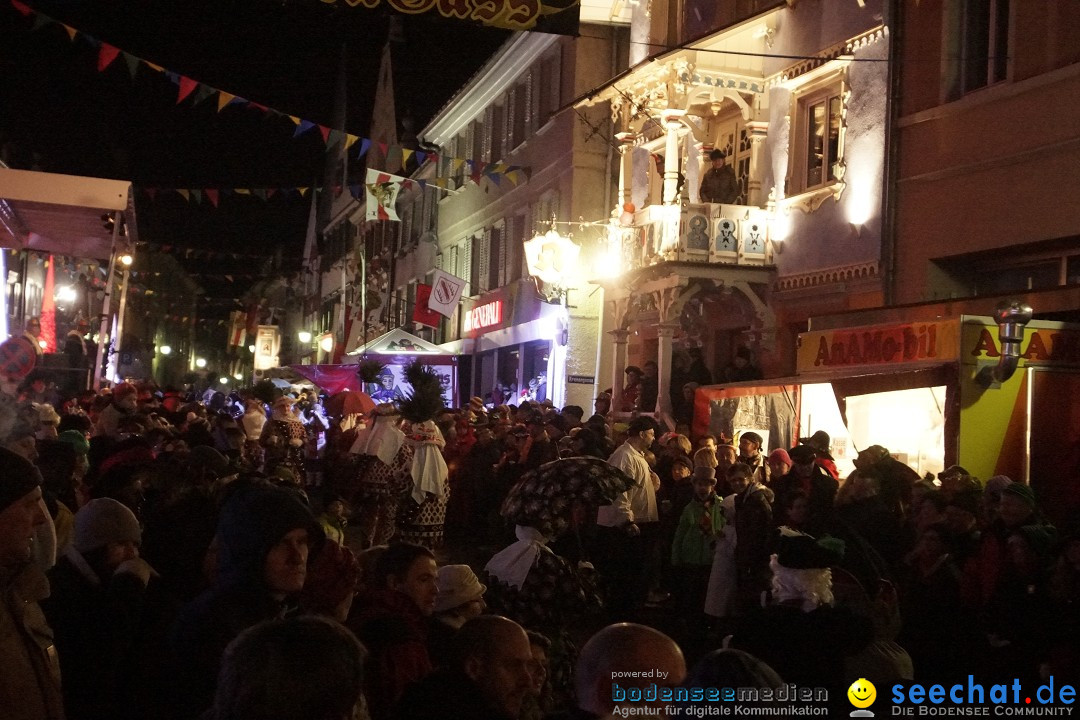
[{"left": 788, "top": 69, "right": 847, "bottom": 197}]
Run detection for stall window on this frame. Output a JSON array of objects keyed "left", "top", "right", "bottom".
[{"left": 498, "top": 346, "right": 521, "bottom": 403}]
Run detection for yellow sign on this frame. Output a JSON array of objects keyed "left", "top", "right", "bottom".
[
  {"left": 963, "top": 322, "right": 1080, "bottom": 368},
  {"left": 318, "top": 0, "right": 580, "bottom": 33},
  {"left": 798, "top": 320, "right": 960, "bottom": 373}
]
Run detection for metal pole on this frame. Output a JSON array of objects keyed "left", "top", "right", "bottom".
[
  {"left": 115, "top": 264, "right": 130, "bottom": 360},
  {"left": 92, "top": 217, "right": 121, "bottom": 390},
  {"left": 359, "top": 251, "right": 367, "bottom": 351}
]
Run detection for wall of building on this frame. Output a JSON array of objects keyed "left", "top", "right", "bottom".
[{"left": 894, "top": 0, "right": 1080, "bottom": 304}]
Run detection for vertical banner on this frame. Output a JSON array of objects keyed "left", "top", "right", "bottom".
[
  {"left": 254, "top": 325, "right": 280, "bottom": 371},
  {"left": 412, "top": 284, "right": 442, "bottom": 328}
]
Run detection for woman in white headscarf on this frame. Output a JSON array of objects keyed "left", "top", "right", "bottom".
[
  {"left": 395, "top": 419, "right": 450, "bottom": 550},
  {"left": 348, "top": 404, "right": 413, "bottom": 547}
]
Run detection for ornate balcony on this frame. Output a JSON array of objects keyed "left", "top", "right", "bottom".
[{"left": 617, "top": 202, "right": 775, "bottom": 274}]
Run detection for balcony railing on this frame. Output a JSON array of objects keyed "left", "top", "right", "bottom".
[{"left": 619, "top": 202, "right": 774, "bottom": 274}]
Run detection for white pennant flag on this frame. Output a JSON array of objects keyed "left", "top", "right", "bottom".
[
  {"left": 428, "top": 268, "right": 466, "bottom": 319},
  {"left": 365, "top": 168, "right": 405, "bottom": 221}
]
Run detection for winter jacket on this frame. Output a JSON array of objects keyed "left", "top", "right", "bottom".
[
  {"left": 0, "top": 562, "right": 65, "bottom": 720},
  {"left": 170, "top": 485, "right": 322, "bottom": 720},
  {"left": 672, "top": 494, "right": 725, "bottom": 567},
  {"left": 348, "top": 587, "right": 433, "bottom": 720}
]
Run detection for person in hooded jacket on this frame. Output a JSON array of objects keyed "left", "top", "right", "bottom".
[{"left": 169, "top": 483, "right": 323, "bottom": 720}]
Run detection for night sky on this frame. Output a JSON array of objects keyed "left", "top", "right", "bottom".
[{"left": 0, "top": 0, "right": 508, "bottom": 309}]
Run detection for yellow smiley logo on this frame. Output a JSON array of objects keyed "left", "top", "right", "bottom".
[{"left": 847, "top": 678, "right": 876, "bottom": 709}]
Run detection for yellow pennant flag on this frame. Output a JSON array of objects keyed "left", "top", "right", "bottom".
[
  {"left": 234, "top": 188, "right": 251, "bottom": 195},
  {"left": 144, "top": 61, "right": 164, "bottom": 72},
  {"left": 299, "top": 187, "right": 310, "bottom": 197},
  {"left": 217, "top": 92, "right": 235, "bottom": 111},
  {"left": 402, "top": 149, "right": 414, "bottom": 165},
  {"left": 289, "top": 116, "right": 302, "bottom": 126},
  {"left": 63, "top": 24, "right": 77, "bottom": 40},
  {"left": 345, "top": 134, "right": 359, "bottom": 149},
  {"left": 177, "top": 189, "right": 190, "bottom": 201},
  {"left": 452, "top": 158, "right": 465, "bottom": 173}
]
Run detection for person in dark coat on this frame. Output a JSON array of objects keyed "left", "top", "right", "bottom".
[
  {"left": 698, "top": 149, "right": 739, "bottom": 204},
  {"left": 396, "top": 615, "right": 538, "bottom": 720},
  {"left": 728, "top": 462, "right": 774, "bottom": 610},
  {"left": 170, "top": 484, "right": 323, "bottom": 720},
  {"left": 771, "top": 444, "right": 837, "bottom": 535},
  {"left": 40, "top": 498, "right": 168, "bottom": 720}
]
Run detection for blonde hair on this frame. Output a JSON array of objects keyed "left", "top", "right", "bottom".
[{"left": 693, "top": 447, "right": 718, "bottom": 469}]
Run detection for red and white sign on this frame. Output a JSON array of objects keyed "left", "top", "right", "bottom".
[
  {"left": 464, "top": 300, "right": 503, "bottom": 333},
  {"left": 428, "top": 269, "right": 465, "bottom": 319}
]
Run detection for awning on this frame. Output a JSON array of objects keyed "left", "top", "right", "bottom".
[
  {"left": 289, "top": 364, "right": 364, "bottom": 395},
  {"left": 0, "top": 167, "right": 137, "bottom": 260}
]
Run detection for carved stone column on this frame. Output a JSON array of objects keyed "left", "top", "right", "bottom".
[
  {"left": 654, "top": 322, "right": 679, "bottom": 425},
  {"left": 615, "top": 132, "right": 637, "bottom": 208},
  {"left": 745, "top": 120, "right": 769, "bottom": 207},
  {"left": 609, "top": 328, "right": 630, "bottom": 413},
  {"left": 661, "top": 109, "right": 686, "bottom": 206}
]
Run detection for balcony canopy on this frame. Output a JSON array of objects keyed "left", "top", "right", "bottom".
[{"left": 0, "top": 167, "right": 136, "bottom": 261}]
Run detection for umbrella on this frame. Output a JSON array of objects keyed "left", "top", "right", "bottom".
[
  {"left": 501, "top": 456, "right": 636, "bottom": 538},
  {"left": 269, "top": 378, "right": 293, "bottom": 390},
  {"left": 324, "top": 390, "right": 376, "bottom": 418}
]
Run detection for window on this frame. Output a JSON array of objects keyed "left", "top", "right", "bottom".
[
  {"left": 490, "top": 103, "right": 505, "bottom": 163},
  {"left": 511, "top": 83, "right": 527, "bottom": 150},
  {"left": 473, "top": 231, "right": 490, "bottom": 292},
  {"left": 508, "top": 214, "right": 526, "bottom": 283},
  {"left": 538, "top": 51, "right": 561, "bottom": 127},
  {"left": 944, "top": 0, "right": 1010, "bottom": 100},
  {"left": 491, "top": 223, "right": 506, "bottom": 288},
  {"left": 792, "top": 81, "right": 844, "bottom": 194},
  {"left": 461, "top": 238, "right": 474, "bottom": 296}
]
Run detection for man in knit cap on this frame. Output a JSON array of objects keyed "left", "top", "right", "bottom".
[
  {"left": 41, "top": 497, "right": 159, "bottom": 720},
  {"left": 94, "top": 383, "right": 139, "bottom": 439},
  {"left": 0, "top": 447, "right": 65, "bottom": 720}
]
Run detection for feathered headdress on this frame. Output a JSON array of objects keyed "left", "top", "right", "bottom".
[
  {"left": 356, "top": 358, "right": 387, "bottom": 385},
  {"left": 398, "top": 360, "right": 446, "bottom": 424}
]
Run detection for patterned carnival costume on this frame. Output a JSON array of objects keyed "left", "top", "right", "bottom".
[
  {"left": 349, "top": 403, "right": 414, "bottom": 547},
  {"left": 395, "top": 362, "right": 450, "bottom": 551}
]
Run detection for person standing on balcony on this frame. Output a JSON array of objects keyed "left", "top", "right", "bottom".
[{"left": 699, "top": 149, "right": 739, "bottom": 204}]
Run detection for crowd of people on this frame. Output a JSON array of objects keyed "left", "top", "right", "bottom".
[{"left": 1, "top": 374, "right": 1079, "bottom": 720}]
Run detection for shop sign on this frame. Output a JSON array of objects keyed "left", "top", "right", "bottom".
[
  {"left": 464, "top": 299, "right": 503, "bottom": 333},
  {"left": 798, "top": 320, "right": 959, "bottom": 372},
  {"left": 567, "top": 374, "right": 595, "bottom": 384},
  {"left": 964, "top": 322, "right": 1080, "bottom": 368}
]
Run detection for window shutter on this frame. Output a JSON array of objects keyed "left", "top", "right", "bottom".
[
  {"left": 462, "top": 238, "right": 473, "bottom": 296},
  {"left": 477, "top": 230, "right": 491, "bottom": 292},
  {"left": 492, "top": 224, "right": 506, "bottom": 288}
]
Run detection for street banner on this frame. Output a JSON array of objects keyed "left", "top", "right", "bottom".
[
  {"left": 314, "top": 0, "right": 580, "bottom": 35},
  {"left": 365, "top": 169, "right": 405, "bottom": 221},
  {"left": 428, "top": 269, "right": 465, "bottom": 319},
  {"left": 413, "top": 284, "right": 442, "bottom": 328}
]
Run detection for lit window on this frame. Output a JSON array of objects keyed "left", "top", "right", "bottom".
[{"left": 792, "top": 81, "right": 845, "bottom": 194}]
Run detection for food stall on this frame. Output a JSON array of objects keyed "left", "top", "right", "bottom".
[{"left": 692, "top": 312, "right": 1080, "bottom": 524}]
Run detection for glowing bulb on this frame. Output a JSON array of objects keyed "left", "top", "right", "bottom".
[
  {"left": 297, "top": 330, "right": 312, "bottom": 344},
  {"left": 233, "top": 373, "right": 243, "bottom": 381},
  {"left": 56, "top": 285, "right": 77, "bottom": 303},
  {"left": 159, "top": 345, "right": 172, "bottom": 355},
  {"left": 38, "top": 339, "right": 47, "bottom": 349},
  {"left": 248, "top": 344, "right": 255, "bottom": 353},
  {"left": 319, "top": 335, "right": 335, "bottom": 353},
  {"left": 119, "top": 254, "right": 133, "bottom": 267},
  {"left": 195, "top": 357, "right": 207, "bottom": 368},
  {"left": 219, "top": 377, "right": 228, "bottom": 385}
]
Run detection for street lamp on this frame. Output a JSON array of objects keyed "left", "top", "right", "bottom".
[
  {"left": 159, "top": 345, "right": 172, "bottom": 355},
  {"left": 195, "top": 357, "right": 207, "bottom": 369},
  {"left": 319, "top": 334, "right": 335, "bottom": 353},
  {"left": 219, "top": 377, "right": 228, "bottom": 385},
  {"left": 298, "top": 330, "right": 313, "bottom": 344},
  {"left": 119, "top": 254, "right": 133, "bottom": 267}
]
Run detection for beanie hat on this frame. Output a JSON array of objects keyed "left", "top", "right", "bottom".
[
  {"left": 0, "top": 447, "right": 42, "bottom": 512},
  {"left": 1002, "top": 482, "right": 1036, "bottom": 508},
  {"left": 57, "top": 429, "right": 90, "bottom": 456},
  {"left": 788, "top": 444, "right": 817, "bottom": 464},
  {"left": 73, "top": 497, "right": 141, "bottom": 554},
  {"left": 300, "top": 540, "right": 360, "bottom": 616},
  {"left": 984, "top": 475, "right": 1013, "bottom": 497},
  {"left": 741, "top": 431, "right": 763, "bottom": 448},
  {"left": 1013, "top": 524, "right": 1057, "bottom": 561},
  {"left": 434, "top": 564, "right": 487, "bottom": 614},
  {"left": 768, "top": 448, "right": 792, "bottom": 466},
  {"left": 671, "top": 454, "right": 694, "bottom": 474}
]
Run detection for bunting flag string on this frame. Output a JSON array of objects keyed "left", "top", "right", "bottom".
[
  {"left": 11, "top": 1, "right": 530, "bottom": 188},
  {"left": 142, "top": 242, "right": 281, "bottom": 261}
]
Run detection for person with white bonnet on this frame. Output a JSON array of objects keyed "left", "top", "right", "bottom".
[
  {"left": 259, "top": 395, "right": 306, "bottom": 482},
  {"left": 349, "top": 403, "right": 414, "bottom": 547},
  {"left": 484, "top": 523, "right": 601, "bottom": 715},
  {"left": 427, "top": 564, "right": 487, "bottom": 667},
  {"left": 40, "top": 497, "right": 162, "bottom": 720},
  {"left": 396, "top": 362, "right": 451, "bottom": 551}
]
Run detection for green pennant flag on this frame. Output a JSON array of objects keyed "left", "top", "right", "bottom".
[
  {"left": 31, "top": 13, "right": 50, "bottom": 31},
  {"left": 122, "top": 52, "right": 140, "bottom": 78},
  {"left": 191, "top": 189, "right": 202, "bottom": 204}
]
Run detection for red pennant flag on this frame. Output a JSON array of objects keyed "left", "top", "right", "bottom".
[
  {"left": 318, "top": 125, "right": 331, "bottom": 144},
  {"left": 97, "top": 43, "right": 120, "bottom": 72},
  {"left": 11, "top": 0, "right": 32, "bottom": 16},
  {"left": 249, "top": 102, "right": 267, "bottom": 112},
  {"left": 378, "top": 142, "right": 388, "bottom": 156},
  {"left": 177, "top": 76, "right": 199, "bottom": 104},
  {"left": 266, "top": 188, "right": 277, "bottom": 199},
  {"left": 205, "top": 189, "right": 219, "bottom": 207}
]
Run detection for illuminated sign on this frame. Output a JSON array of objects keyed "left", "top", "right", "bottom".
[
  {"left": 798, "top": 321, "right": 959, "bottom": 371},
  {"left": 464, "top": 300, "right": 503, "bottom": 333},
  {"left": 965, "top": 325, "right": 1080, "bottom": 367}
]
